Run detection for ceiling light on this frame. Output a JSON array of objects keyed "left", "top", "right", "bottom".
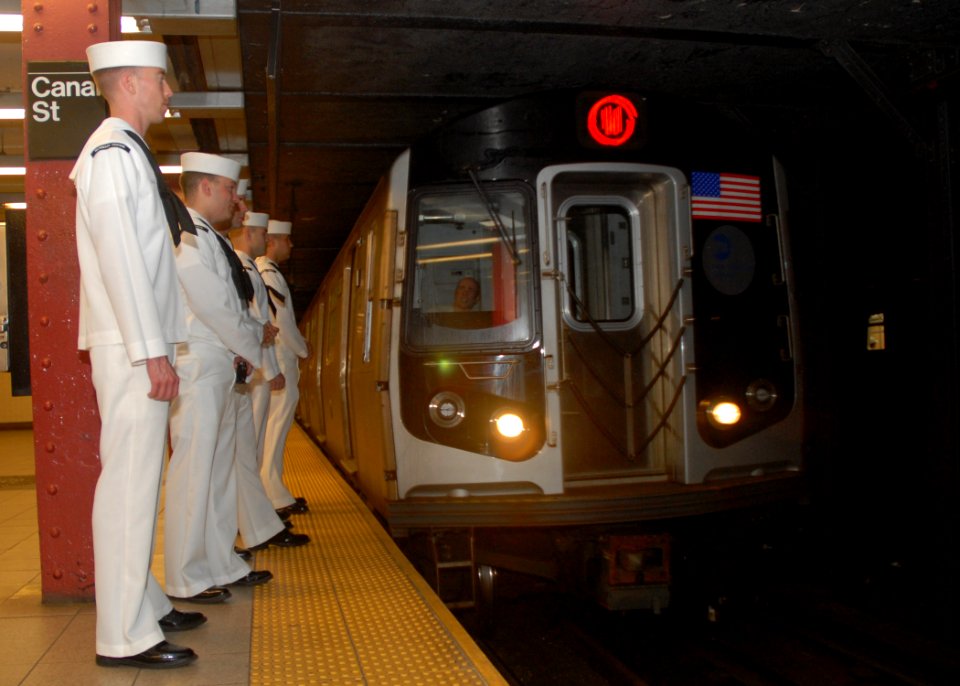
[
  {"left": 0, "top": 167, "right": 26, "bottom": 176},
  {"left": 120, "top": 16, "right": 141, "bottom": 34},
  {"left": 0, "top": 14, "right": 22, "bottom": 32},
  {"left": 0, "top": 14, "right": 141, "bottom": 33},
  {"left": 0, "top": 109, "right": 24, "bottom": 120}
]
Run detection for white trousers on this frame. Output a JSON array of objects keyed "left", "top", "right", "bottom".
[
  {"left": 250, "top": 370, "right": 271, "bottom": 471},
  {"left": 234, "top": 384, "right": 285, "bottom": 547},
  {"left": 165, "top": 342, "right": 249, "bottom": 598},
  {"left": 259, "top": 349, "right": 300, "bottom": 508},
  {"left": 90, "top": 345, "right": 173, "bottom": 657}
]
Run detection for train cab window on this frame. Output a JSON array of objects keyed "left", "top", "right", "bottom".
[
  {"left": 562, "top": 202, "right": 639, "bottom": 329},
  {"left": 404, "top": 187, "right": 536, "bottom": 350}
]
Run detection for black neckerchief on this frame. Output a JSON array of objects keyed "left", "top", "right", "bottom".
[
  {"left": 264, "top": 285, "right": 286, "bottom": 316},
  {"left": 259, "top": 260, "right": 286, "bottom": 316},
  {"left": 122, "top": 130, "right": 196, "bottom": 247},
  {"left": 210, "top": 224, "right": 255, "bottom": 307}
]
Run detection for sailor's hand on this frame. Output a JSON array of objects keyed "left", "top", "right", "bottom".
[{"left": 146, "top": 356, "right": 179, "bottom": 401}]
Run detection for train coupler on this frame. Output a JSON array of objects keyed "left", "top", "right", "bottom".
[{"left": 595, "top": 533, "right": 671, "bottom": 612}]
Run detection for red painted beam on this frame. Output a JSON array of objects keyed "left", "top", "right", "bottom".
[{"left": 21, "top": 0, "right": 121, "bottom": 601}]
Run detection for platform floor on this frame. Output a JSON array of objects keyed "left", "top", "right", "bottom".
[{"left": 0, "top": 426, "right": 505, "bottom": 685}]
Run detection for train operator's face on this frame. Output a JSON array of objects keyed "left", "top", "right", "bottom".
[{"left": 453, "top": 278, "right": 480, "bottom": 311}]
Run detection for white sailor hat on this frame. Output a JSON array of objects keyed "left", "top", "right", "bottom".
[
  {"left": 180, "top": 152, "right": 241, "bottom": 184},
  {"left": 86, "top": 40, "right": 168, "bottom": 73},
  {"left": 267, "top": 220, "right": 292, "bottom": 235},
  {"left": 244, "top": 211, "right": 269, "bottom": 228},
  {"left": 237, "top": 179, "right": 250, "bottom": 196}
]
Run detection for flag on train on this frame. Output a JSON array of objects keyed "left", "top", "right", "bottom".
[{"left": 691, "top": 172, "right": 762, "bottom": 223}]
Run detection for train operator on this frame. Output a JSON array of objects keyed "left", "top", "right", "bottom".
[
  {"left": 72, "top": 40, "right": 201, "bottom": 669},
  {"left": 257, "top": 220, "right": 311, "bottom": 516},
  {"left": 164, "top": 153, "right": 275, "bottom": 603},
  {"left": 453, "top": 276, "right": 481, "bottom": 311}
]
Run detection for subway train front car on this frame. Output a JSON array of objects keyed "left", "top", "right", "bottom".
[{"left": 297, "top": 90, "right": 803, "bottom": 611}]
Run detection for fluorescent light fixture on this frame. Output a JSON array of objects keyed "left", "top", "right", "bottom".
[
  {"left": 0, "top": 167, "right": 26, "bottom": 176},
  {"left": 417, "top": 237, "right": 499, "bottom": 251},
  {"left": 417, "top": 251, "right": 493, "bottom": 266},
  {"left": 0, "top": 14, "right": 140, "bottom": 33},
  {"left": 3, "top": 202, "right": 26, "bottom": 209},
  {"left": 159, "top": 166, "right": 182, "bottom": 175},
  {"left": 0, "top": 13, "right": 22, "bottom": 32},
  {"left": 0, "top": 109, "right": 24, "bottom": 120},
  {"left": 121, "top": 16, "right": 152, "bottom": 33}
]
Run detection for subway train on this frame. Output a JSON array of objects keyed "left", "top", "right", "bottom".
[{"left": 295, "top": 89, "right": 803, "bottom": 611}]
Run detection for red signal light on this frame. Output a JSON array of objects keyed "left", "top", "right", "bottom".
[{"left": 586, "top": 94, "right": 638, "bottom": 147}]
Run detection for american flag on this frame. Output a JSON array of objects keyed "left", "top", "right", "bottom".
[{"left": 690, "top": 172, "right": 762, "bottom": 223}]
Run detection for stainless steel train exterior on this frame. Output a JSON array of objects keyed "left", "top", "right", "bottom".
[{"left": 296, "top": 90, "right": 803, "bottom": 609}]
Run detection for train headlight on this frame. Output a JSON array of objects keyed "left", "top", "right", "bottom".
[
  {"left": 703, "top": 400, "right": 741, "bottom": 428},
  {"left": 488, "top": 407, "right": 542, "bottom": 461},
  {"left": 492, "top": 411, "right": 525, "bottom": 439},
  {"left": 428, "top": 391, "right": 466, "bottom": 428}
]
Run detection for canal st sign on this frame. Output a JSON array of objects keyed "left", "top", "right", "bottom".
[{"left": 27, "top": 61, "right": 106, "bottom": 160}]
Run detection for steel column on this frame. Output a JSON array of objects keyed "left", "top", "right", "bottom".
[{"left": 21, "top": 0, "right": 120, "bottom": 600}]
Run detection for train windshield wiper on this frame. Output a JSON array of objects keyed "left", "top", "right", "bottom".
[{"left": 466, "top": 168, "right": 521, "bottom": 266}]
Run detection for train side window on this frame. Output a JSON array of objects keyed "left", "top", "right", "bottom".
[
  {"left": 404, "top": 186, "right": 536, "bottom": 350},
  {"left": 564, "top": 204, "right": 636, "bottom": 325}
]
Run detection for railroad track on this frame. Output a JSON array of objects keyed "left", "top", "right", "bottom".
[{"left": 460, "top": 583, "right": 959, "bottom": 686}]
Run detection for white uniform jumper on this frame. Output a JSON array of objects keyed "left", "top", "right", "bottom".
[
  {"left": 233, "top": 249, "right": 285, "bottom": 547},
  {"left": 71, "top": 118, "right": 187, "bottom": 657},
  {"left": 256, "top": 256, "right": 309, "bottom": 508},
  {"left": 244, "top": 252, "right": 279, "bottom": 482},
  {"left": 165, "top": 210, "right": 264, "bottom": 598}
]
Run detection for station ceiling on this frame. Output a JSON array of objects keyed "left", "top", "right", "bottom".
[{"left": 2, "top": 1, "right": 958, "bottom": 311}]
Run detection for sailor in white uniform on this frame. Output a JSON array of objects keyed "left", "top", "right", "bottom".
[
  {"left": 73, "top": 40, "right": 201, "bottom": 669},
  {"left": 236, "top": 213, "right": 281, "bottom": 486},
  {"left": 165, "top": 153, "right": 274, "bottom": 601},
  {"left": 229, "top": 212, "right": 310, "bottom": 550},
  {"left": 257, "top": 220, "right": 310, "bottom": 513}
]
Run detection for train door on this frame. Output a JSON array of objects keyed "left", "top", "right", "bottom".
[
  {"left": 345, "top": 206, "right": 400, "bottom": 514},
  {"left": 538, "top": 164, "right": 690, "bottom": 486},
  {"left": 0, "top": 219, "right": 8, "bottom": 372},
  {"left": 338, "top": 251, "right": 357, "bottom": 474},
  {"left": 300, "top": 300, "right": 325, "bottom": 441},
  {"left": 319, "top": 260, "right": 353, "bottom": 472}
]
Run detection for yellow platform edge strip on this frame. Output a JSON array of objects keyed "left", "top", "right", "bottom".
[{"left": 250, "top": 424, "right": 507, "bottom": 685}]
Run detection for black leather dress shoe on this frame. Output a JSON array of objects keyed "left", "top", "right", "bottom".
[
  {"left": 159, "top": 608, "right": 207, "bottom": 632},
  {"left": 250, "top": 530, "right": 311, "bottom": 550},
  {"left": 275, "top": 501, "right": 309, "bottom": 517},
  {"left": 234, "top": 546, "right": 252, "bottom": 561},
  {"left": 230, "top": 570, "right": 274, "bottom": 586},
  {"left": 172, "top": 586, "right": 232, "bottom": 604},
  {"left": 96, "top": 641, "right": 197, "bottom": 669}
]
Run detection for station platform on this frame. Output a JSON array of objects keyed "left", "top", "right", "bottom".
[{"left": 0, "top": 425, "right": 506, "bottom": 685}]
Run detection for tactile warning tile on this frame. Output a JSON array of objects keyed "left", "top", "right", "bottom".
[{"left": 250, "top": 425, "right": 506, "bottom": 685}]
